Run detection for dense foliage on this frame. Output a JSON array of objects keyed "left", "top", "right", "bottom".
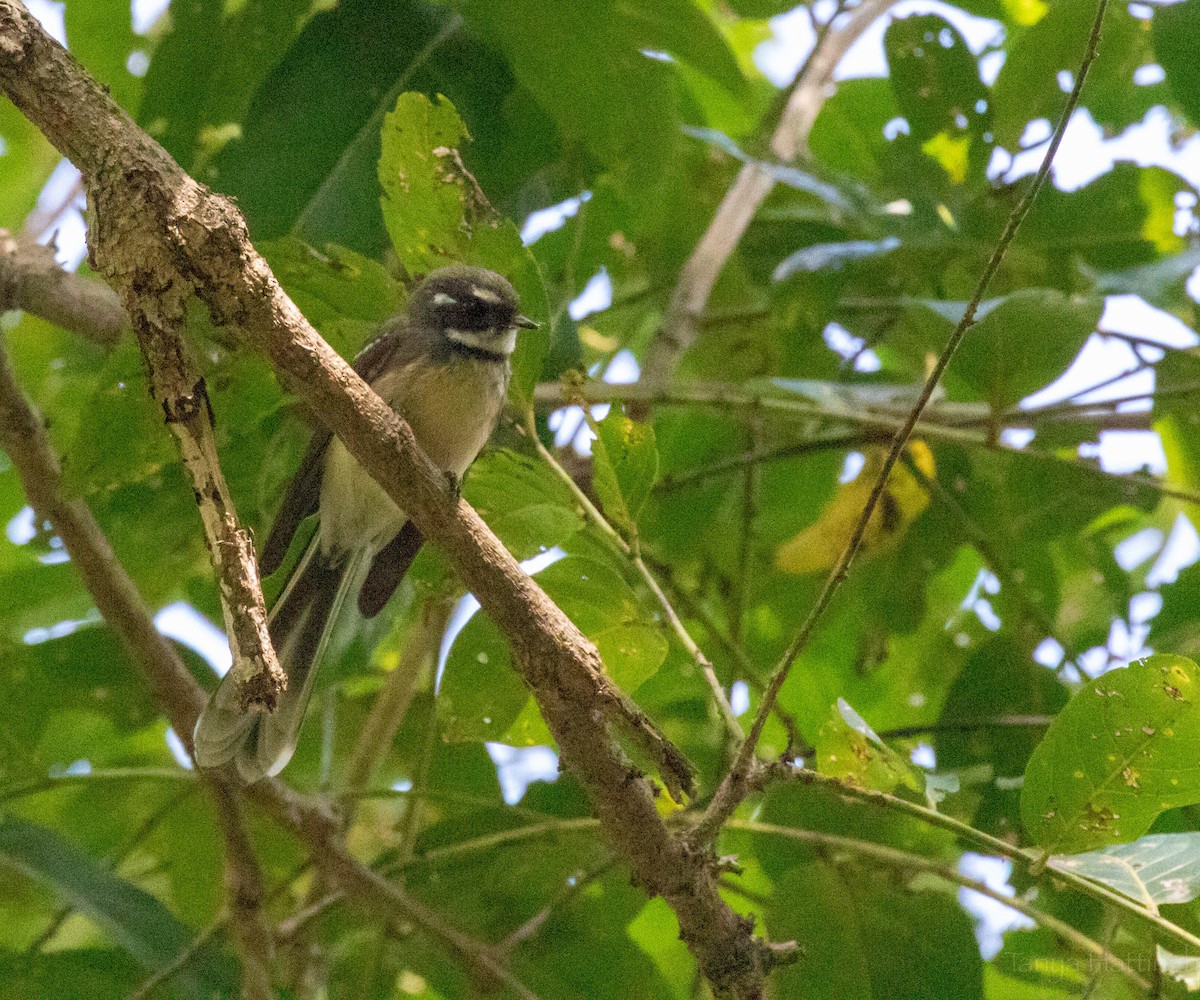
[{"left": 6, "top": 0, "right": 1200, "bottom": 996}]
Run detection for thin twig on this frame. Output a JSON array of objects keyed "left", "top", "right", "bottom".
[
  {"left": 688, "top": 0, "right": 1114, "bottom": 851},
  {"left": 772, "top": 765, "right": 1200, "bottom": 956},
  {"left": 785, "top": 714, "right": 1055, "bottom": 758},
  {"left": 497, "top": 859, "right": 614, "bottom": 953},
  {"left": 135, "top": 317, "right": 286, "bottom": 719},
  {"left": 642, "top": 553, "right": 801, "bottom": 751},
  {"left": 524, "top": 413, "right": 743, "bottom": 744},
  {"left": 731, "top": 418, "right": 761, "bottom": 645},
  {"left": 730, "top": 820, "right": 1152, "bottom": 991}
]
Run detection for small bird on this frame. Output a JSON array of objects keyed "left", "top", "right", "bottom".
[{"left": 193, "top": 265, "right": 537, "bottom": 782}]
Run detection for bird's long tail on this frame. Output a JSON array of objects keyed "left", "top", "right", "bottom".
[{"left": 193, "top": 538, "right": 363, "bottom": 782}]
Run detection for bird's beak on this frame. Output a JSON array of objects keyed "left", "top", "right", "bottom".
[{"left": 514, "top": 314, "right": 539, "bottom": 330}]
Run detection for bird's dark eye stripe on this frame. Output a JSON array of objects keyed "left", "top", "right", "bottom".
[{"left": 438, "top": 295, "right": 514, "bottom": 331}]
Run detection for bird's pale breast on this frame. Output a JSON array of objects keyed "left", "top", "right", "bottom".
[{"left": 317, "top": 357, "right": 508, "bottom": 557}]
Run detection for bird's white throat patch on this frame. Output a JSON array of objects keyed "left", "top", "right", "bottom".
[{"left": 446, "top": 327, "right": 518, "bottom": 356}]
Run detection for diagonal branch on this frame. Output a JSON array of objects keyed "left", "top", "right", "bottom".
[
  {"left": 639, "top": 0, "right": 895, "bottom": 390},
  {"left": 0, "top": 4, "right": 784, "bottom": 994},
  {"left": 125, "top": 288, "right": 285, "bottom": 712},
  {"left": 688, "top": 0, "right": 1113, "bottom": 851}
]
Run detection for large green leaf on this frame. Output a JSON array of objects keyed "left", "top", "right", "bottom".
[
  {"left": 885, "top": 14, "right": 990, "bottom": 157},
  {"left": 0, "top": 815, "right": 235, "bottom": 992},
  {"left": 440, "top": 555, "right": 669, "bottom": 741},
  {"left": 1021, "top": 655, "right": 1200, "bottom": 853},
  {"left": 992, "top": 0, "right": 1158, "bottom": 149},
  {"left": 1154, "top": 0, "right": 1200, "bottom": 130},
  {"left": 64, "top": 0, "right": 142, "bottom": 113},
  {"left": 950, "top": 289, "right": 1102, "bottom": 408},
  {"left": 137, "top": 0, "right": 322, "bottom": 172}
]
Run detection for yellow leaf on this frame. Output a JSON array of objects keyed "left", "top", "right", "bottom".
[
  {"left": 775, "top": 442, "right": 934, "bottom": 575},
  {"left": 1141, "top": 169, "right": 1186, "bottom": 253},
  {"left": 1002, "top": 0, "right": 1048, "bottom": 27},
  {"left": 922, "top": 132, "right": 971, "bottom": 185}
]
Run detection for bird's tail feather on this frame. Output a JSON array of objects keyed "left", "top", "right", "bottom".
[{"left": 193, "top": 539, "right": 364, "bottom": 782}]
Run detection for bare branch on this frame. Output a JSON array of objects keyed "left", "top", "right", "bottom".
[
  {"left": 639, "top": 0, "right": 896, "bottom": 390},
  {"left": 0, "top": 5, "right": 783, "bottom": 993},
  {"left": 133, "top": 322, "right": 284, "bottom": 712},
  {"left": 208, "top": 780, "right": 274, "bottom": 999},
  {"left": 0, "top": 226, "right": 125, "bottom": 346}
]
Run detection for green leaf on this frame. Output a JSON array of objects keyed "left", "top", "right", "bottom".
[
  {"left": 438, "top": 610, "right": 526, "bottom": 742},
  {"left": 454, "top": 0, "right": 681, "bottom": 177},
  {"left": 377, "top": 92, "right": 548, "bottom": 402},
  {"left": 465, "top": 449, "right": 584, "bottom": 559},
  {"left": 1021, "top": 654, "right": 1200, "bottom": 853},
  {"left": 593, "top": 624, "right": 669, "bottom": 693},
  {"left": 950, "top": 289, "right": 1102, "bottom": 408},
  {"left": 137, "top": 0, "right": 322, "bottom": 172},
  {"left": 590, "top": 406, "right": 658, "bottom": 532},
  {"left": 441, "top": 555, "right": 667, "bottom": 740},
  {"left": 0, "top": 815, "right": 235, "bottom": 991},
  {"left": 0, "top": 949, "right": 144, "bottom": 999},
  {"left": 814, "top": 698, "right": 923, "bottom": 794},
  {"left": 1049, "top": 832, "right": 1200, "bottom": 908},
  {"left": 765, "top": 863, "right": 984, "bottom": 999},
  {"left": 0, "top": 100, "right": 61, "bottom": 231},
  {"left": 885, "top": 14, "right": 990, "bottom": 180},
  {"left": 1154, "top": 0, "right": 1200, "bottom": 130},
  {"left": 993, "top": 1, "right": 1156, "bottom": 149}
]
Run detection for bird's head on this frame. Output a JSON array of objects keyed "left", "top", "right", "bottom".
[{"left": 409, "top": 265, "right": 537, "bottom": 359}]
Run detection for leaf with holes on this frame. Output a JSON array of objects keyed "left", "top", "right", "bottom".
[
  {"left": 377, "top": 91, "right": 548, "bottom": 402},
  {"left": 1021, "top": 655, "right": 1200, "bottom": 854}
]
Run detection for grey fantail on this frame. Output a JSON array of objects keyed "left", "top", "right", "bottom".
[{"left": 192, "top": 265, "right": 537, "bottom": 782}]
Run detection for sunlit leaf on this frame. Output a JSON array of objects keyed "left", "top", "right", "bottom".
[{"left": 1050, "top": 832, "right": 1200, "bottom": 908}]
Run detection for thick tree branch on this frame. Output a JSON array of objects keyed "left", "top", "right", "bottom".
[
  {"left": 0, "top": 5, "right": 784, "bottom": 994},
  {"left": 0, "top": 226, "right": 125, "bottom": 345}
]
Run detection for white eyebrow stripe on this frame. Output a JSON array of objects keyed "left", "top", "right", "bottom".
[
  {"left": 432, "top": 292, "right": 458, "bottom": 306},
  {"left": 469, "top": 285, "right": 503, "bottom": 304}
]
